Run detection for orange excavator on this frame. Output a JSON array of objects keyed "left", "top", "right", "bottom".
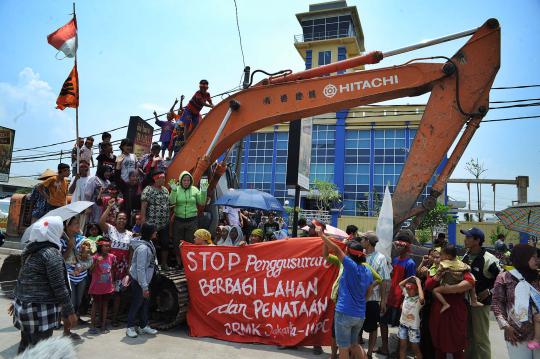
[
  {"left": 169, "top": 18, "right": 500, "bottom": 232},
  {"left": 2, "top": 19, "right": 500, "bottom": 329}
]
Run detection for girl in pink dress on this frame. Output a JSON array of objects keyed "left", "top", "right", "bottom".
[{"left": 88, "top": 238, "right": 116, "bottom": 334}]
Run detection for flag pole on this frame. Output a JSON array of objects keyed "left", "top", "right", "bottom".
[{"left": 73, "top": 2, "right": 80, "bottom": 176}]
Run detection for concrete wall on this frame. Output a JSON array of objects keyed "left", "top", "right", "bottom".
[
  {"left": 338, "top": 216, "right": 520, "bottom": 246},
  {"left": 338, "top": 215, "right": 378, "bottom": 232}
]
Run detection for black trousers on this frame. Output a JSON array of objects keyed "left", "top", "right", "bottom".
[{"left": 18, "top": 328, "right": 54, "bottom": 354}]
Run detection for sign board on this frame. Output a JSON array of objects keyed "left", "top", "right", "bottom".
[
  {"left": 0, "top": 127, "right": 15, "bottom": 183},
  {"left": 126, "top": 116, "right": 153, "bottom": 158},
  {"left": 181, "top": 237, "right": 338, "bottom": 346},
  {"left": 286, "top": 119, "right": 312, "bottom": 190}
]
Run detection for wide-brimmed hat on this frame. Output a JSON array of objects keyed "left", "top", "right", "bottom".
[{"left": 38, "top": 169, "right": 57, "bottom": 180}]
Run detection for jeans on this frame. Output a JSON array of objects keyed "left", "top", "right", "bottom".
[
  {"left": 465, "top": 305, "right": 491, "bottom": 359},
  {"left": 18, "top": 328, "right": 53, "bottom": 354},
  {"left": 506, "top": 341, "right": 540, "bottom": 359},
  {"left": 127, "top": 280, "right": 149, "bottom": 328},
  {"left": 334, "top": 311, "right": 365, "bottom": 348},
  {"left": 70, "top": 278, "right": 87, "bottom": 314}
]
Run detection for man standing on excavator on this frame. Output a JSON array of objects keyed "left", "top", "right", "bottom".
[{"left": 180, "top": 79, "right": 214, "bottom": 139}]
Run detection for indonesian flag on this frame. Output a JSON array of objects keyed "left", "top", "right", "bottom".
[
  {"left": 56, "top": 65, "right": 79, "bottom": 110},
  {"left": 47, "top": 18, "right": 77, "bottom": 58}
]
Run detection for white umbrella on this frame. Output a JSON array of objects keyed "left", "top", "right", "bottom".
[{"left": 21, "top": 201, "right": 94, "bottom": 245}]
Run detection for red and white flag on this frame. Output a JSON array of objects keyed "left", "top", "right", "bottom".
[{"left": 47, "top": 18, "right": 78, "bottom": 58}]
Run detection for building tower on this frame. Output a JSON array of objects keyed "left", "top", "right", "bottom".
[{"left": 235, "top": 1, "right": 426, "bottom": 225}]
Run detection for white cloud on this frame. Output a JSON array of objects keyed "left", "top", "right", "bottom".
[{"left": 0, "top": 67, "right": 75, "bottom": 176}]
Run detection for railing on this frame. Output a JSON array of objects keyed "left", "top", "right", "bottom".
[
  {"left": 294, "top": 29, "right": 356, "bottom": 43},
  {"left": 299, "top": 209, "right": 331, "bottom": 224}
]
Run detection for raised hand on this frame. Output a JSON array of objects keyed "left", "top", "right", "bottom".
[{"left": 168, "top": 179, "right": 177, "bottom": 191}]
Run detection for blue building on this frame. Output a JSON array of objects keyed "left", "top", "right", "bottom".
[{"left": 234, "top": 1, "right": 427, "bottom": 219}]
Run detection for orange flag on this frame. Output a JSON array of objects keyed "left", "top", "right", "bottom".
[{"left": 56, "top": 64, "right": 79, "bottom": 110}]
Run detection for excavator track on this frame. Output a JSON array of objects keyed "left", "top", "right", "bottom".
[{"left": 149, "top": 268, "right": 189, "bottom": 331}]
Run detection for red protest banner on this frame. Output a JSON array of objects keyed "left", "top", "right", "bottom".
[{"left": 180, "top": 237, "right": 339, "bottom": 346}]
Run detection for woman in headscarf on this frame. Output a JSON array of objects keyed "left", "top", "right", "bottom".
[
  {"left": 492, "top": 244, "right": 540, "bottom": 358},
  {"left": 228, "top": 225, "right": 244, "bottom": 246},
  {"left": 12, "top": 216, "right": 77, "bottom": 353},
  {"left": 194, "top": 229, "right": 214, "bottom": 246},
  {"left": 249, "top": 229, "right": 264, "bottom": 244},
  {"left": 216, "top": 226, "right": 231, "bottom": 246},
  {"left": 84, "top": 165, "right": 112, "bottom": 223}
]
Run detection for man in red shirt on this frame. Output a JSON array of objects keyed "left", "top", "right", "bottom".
[{"left": 180, "top": 79, "right": 214, "bottom": 139}]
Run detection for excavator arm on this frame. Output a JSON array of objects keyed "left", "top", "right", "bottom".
[{"left": 166, "top": 19, "right": 500, "bottom": 230}]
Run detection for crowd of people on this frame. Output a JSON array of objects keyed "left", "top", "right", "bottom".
[
  {"left": 319, "top": 227, "right": 540, "bottom": 359},
  {"left": 9, "top": 79, "right": 539, "bottom": 357}
]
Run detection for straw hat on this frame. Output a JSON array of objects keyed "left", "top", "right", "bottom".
[{"left": 38, "top": 169, "right": 57, "bottom": 180}]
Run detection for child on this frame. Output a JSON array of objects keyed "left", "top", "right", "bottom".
[
  {"left": 153, "top": 97, "right": 182, "bottom": 160},
  {"left": 132, "top": 213, "right": 142, "bottom": 237},
  {"left": 98, "top": 132, "right": 112, "bottom": 154},
  {"left": 116, "top": 138, "right": 138, "bottom": 185},
  {"left": 98, "top": 183, "right": 124, "bottom": 226},
  {"left": 71, "top": 137, "right": 85, "bottom": 177},
  {"left": 433, "top": 244, "right": 482, "bottom": 313},
  {"left": 85, "top": 223, "right": 102, "bottom": 253},
  {"left": 96, "top": 141, "right": 116, "bottom": 176},
  {"left": 82, "top": 136, "right": 95, "bottom": 168},
  {"left": 180, "top": 80, "right": 214, "bottom": 139},
  {"left": 118, "top": 171, "right": 142, "bottom": 228},
  {"left": 379, "top": 233, "right": 417, "bottom": 357},
  {"left": 88, "top": 237, "right": 116, "bottom": 334},
  {"left": 398, "top": 276, "right": 425, "bottom": 359},
  {"left": 170, "top": 123, "right": 185, "bottom": 157}
]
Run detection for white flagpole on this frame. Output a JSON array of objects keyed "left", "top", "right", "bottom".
[{"left": 73, "top": 2, "right": 80, "bottom": 175}]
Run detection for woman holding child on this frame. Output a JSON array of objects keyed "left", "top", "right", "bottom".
[{"left": 424, "top": 245, "right": 475, "bottom": 359}]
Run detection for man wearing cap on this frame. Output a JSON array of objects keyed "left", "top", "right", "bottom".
[
  {"left": 461, "top": 227, "right": 501, "bottom": 359},
  {"left": 360, "top": 232, "right": 391, "bottom": 358}
]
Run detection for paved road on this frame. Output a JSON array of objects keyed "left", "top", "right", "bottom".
[{"left": 0, "top": 253, "right": 509, "bottom": 359}]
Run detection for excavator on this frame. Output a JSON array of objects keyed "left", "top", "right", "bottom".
[{"left": 1, "top": 19, "right": 500, "bottom": 330}]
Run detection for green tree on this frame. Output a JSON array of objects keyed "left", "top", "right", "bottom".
[
  {"left": 416, "top": 202, "right": 453, "bottom": 238},
  {"left": 308, "top": 179, "right": 341, "bottom": 211},
  {"left": 465, "top": 158, "right": 487, "bottom": 222},
  {"left": 356, "top": 188, "right": 382, "bottom": 216}
]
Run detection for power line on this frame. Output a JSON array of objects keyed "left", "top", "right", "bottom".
[
  {"left": 489, "top": 98, "right": 540, "bottom": 104},
  {"left": 232, "top": 0, "right": 246, "bottom": 68},
  {"left": 492, "top": 84, "right": 540, "bottom": 90},
  {"left": 9, "top": 85, "right": 539, "bottom": 154}
]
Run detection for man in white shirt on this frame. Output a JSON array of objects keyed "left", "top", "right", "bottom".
[
  {"left": 223, "top": 206, "right": 241, "bottom": 227},
  {"left": 69, "top": 160, "right": 90, "bottom": 202},
  {"left": 360, "top": 231, "right": 391, "bottom": 358}
]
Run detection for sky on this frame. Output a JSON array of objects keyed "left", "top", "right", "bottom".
[{"left": 1, "top": 0, "right": 539, "bottom": 214}]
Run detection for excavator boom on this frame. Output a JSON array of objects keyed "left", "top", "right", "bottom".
[{"left": 166, "top": 19, "right": 500, "bottom": 229}]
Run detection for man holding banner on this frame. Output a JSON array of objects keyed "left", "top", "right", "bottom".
[{"left": 318, "top": 229, "right": 373, "bottom": 359}]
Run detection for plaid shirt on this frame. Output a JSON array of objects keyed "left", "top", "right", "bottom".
[{"left": 13, "top": 299, "right": 61, "bottom": 333}]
